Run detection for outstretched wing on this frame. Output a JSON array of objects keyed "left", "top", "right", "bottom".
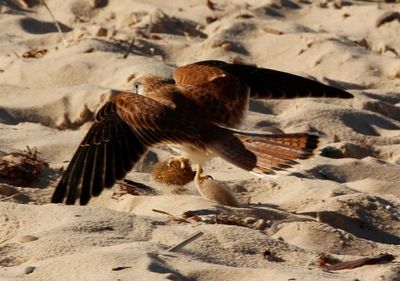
[
  {"left": 52, "top": 93, "right": 206, "bottom": 205},
  {"left": 51, "top": 102, "right": 147, "bottom": 205},
  {"left": 175, "top": 60, "right": 353, "bottom": 99},
  {"left": 52, "top": 91, "right": 322, "bottom": 206}
]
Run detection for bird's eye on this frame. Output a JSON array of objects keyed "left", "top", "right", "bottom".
[
  {"left": 133, "top": 82, "right": 139, "bottom": 92},
  {"left": 133, "top": 82, "right": 143, "bottom": 95}
]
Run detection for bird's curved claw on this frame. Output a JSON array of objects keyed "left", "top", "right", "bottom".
[{"left": 168, "top": 155, "right": 190, "bottom": 169}]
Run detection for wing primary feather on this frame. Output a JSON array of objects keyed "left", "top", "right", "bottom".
[
  {"left": 125, "top": 130, "right": 147, "bottom": 164},
  {"left": 79, "top": 145, "right": 96, "bottom": 205},
  {"left": 64, "top": 146, "right": 88, "bottom": 205},
  {"left": 104, "top": 140, "right": 116, "bottom": 188},
  {"left": 120, "top": 136, "right": 133, "bottom": 172},
  {"left": 91, "top": 143, "right": 106, "bottom": 197},
  {"left": 114, "top": 121, "right": 134, "bottom": 172},
  {"left": 190, "top": 60, "right": 353, "bottom": 99},
  {"left": 250, "top": 74, "right": 313, "bottom": 99},
  {"left": 114, "top": 137, "right": 125, "bottom": 180}
]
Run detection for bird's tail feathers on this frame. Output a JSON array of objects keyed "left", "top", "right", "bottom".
[{"left": 209, "top": 131, "right": 319, "bottom": 174}]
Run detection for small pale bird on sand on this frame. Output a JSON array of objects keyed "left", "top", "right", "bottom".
[{"left": 51, "top": 60, "right": 353, "bottom": 205}]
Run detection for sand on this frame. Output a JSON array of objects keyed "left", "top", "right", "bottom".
[{"left": 1, "top": 0, "right": 400, "bottom": 280}]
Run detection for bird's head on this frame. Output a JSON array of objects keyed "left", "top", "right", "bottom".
[{"left": 132, "top": 75, "right": 175, "bottom": 96}]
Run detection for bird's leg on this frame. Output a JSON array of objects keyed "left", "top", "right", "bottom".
[
  {"left": 167, "top": 155, "right": 189, "bottom": 169},
  {"left": 194, "top": 164, "right": 202, "bottom": 186},
  {"left": 194, "top": 164, "right": 203, "bottom": 196}
]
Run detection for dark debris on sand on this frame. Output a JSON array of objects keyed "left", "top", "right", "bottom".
[{"left": 0, "top": 147, "right": 48, "bottom": 187}]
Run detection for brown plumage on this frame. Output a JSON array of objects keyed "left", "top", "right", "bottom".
[{"left": 52, "top": 60, "right": 353, "bottom": 205}]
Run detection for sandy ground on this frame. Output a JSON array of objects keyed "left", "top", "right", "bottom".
[{"left": 1, "top": 0, "right": 400, "bottom": 280}]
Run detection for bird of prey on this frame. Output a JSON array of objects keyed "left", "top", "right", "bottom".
[{"left": 51, "top": 60, "right": 353, "bottom": 205}]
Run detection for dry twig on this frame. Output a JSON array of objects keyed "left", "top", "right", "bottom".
[
  {"left": 323, "top": 254, "right": 395, "bottom": 270},
  {"left": 40, "top": 0, "right": 68, "bottom": 46},
  {"left": 123, "top": 37, "right": 136, "bottom": 59},
  {"left": 152, "top": 209, "right": 188, "bottom": 223},
  {"left": 167, "top": 231, "right": 204, "bottom": 252}
]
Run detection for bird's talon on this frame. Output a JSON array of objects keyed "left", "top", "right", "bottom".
[
  {"left": 200, "top": 175, "right": 213, "bottom": 181},
  {"left": 168, "top": 156, "right": 189, "bottom": 169}
]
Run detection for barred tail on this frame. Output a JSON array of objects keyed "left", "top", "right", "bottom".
[{"left": 209, "top": 131, "right": 319, "bottom": 174}]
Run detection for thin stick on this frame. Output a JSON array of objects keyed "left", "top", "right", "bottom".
[
  {"left": 124, "top": 13, "right": 153, "bottom": 59},
  {"left": 146, "top": 14, "right": 153, "bottom": 34},
  {"left": 0, "top": 238, "right": 8, "bottom": 245},
  {"left": 40, "top": 0, "right": 68, "bottom": 46},
  {"left": 152, "top": 208, "right": 173, "bottom": 216},
  {"left": 0, "top": 193, "right": 19, "bottom": 202},
  {"left": 123, "top": 37, "right": 135, "bottom": 59},
  {"left": 167, "top": 231, "right": 204, "bottom": 252},
  {"left": 11, "top": 49, "right": 20, "bottom": 58},
  {"left": 152, "top": 208, "right": 188, "bottom": 223}
]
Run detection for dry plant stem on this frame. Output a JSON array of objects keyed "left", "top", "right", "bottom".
[
  {"left": 147, "top": 14, "right": 153, "bottom": 34},
  {"left": 324, "top": 254, "right": 395, "bottom": 270},
  {"left": 124, "top": 13, "right": 153, "bottom": 58},
  {"left": 123, "top": 38, "right": 136, "bottom": 59},
  {"left": 152, "top": 208, "right": 174, "bottom": 216},
  {"left": 167, "top": 231, "right": 204, "bottom": 252},
  {"left": 11, "top": 49, "right": 20, "bottom": 58},
  {"left": 152, "top": 209, "right": 188, "bottom": 223},
  {"left": 40, "top": 0, "right": 68, "bottom": 46},
  {"left": 0, "top": 193, "right": 19, "bottom": 202},
  {"left": 0, "top": 238, "right": 8, "bottom": 245}
]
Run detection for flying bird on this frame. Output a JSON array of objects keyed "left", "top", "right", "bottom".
[{"left": 51, "top": 60, "right": 353, "bottom": 205}]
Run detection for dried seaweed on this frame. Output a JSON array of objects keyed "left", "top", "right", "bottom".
[
  {"left": 118, "top": 179, "right": 158, "bottom": 196},
  {"left": 323, "top": 254, "right": 395, "bottom": 270},
  {"left": 206, "top": 0, "right": 216, "bottom": 10},
  {"left": 22, "top": 49, "right": 48, "bottom": 58},
  {"left": 263, "top": 250, "right": 285, "bottom": 262},
  {"left": 312, "top": 252, "right": 395, "bottom": 270},
  {"left": 0, "top": 147, "right": 48, "bottom": 187},
  {"left": 376, "top": 11, "right": 400, "bottom": 28},
  {"left": 183, "top": 211, "right": 270, "bottom": 230}
]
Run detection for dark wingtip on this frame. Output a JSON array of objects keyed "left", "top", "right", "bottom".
[
  {"left": 336, "top": 90, "right": 354, "bottom": 99},
  {"left": 304, "top": 134, "right": 320, "bottom": 156},
  {"left": 79, "top": 195, "right": 90, "bottom": 206},
  {"left": 317, "top": 86, "right": 353, "bottom": 99},
  {"left": 50, "top": 191, "right": 63, "bottom": 204},
  {"left": 51, "top": 179, "right": 67, "bottom": 204}
]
